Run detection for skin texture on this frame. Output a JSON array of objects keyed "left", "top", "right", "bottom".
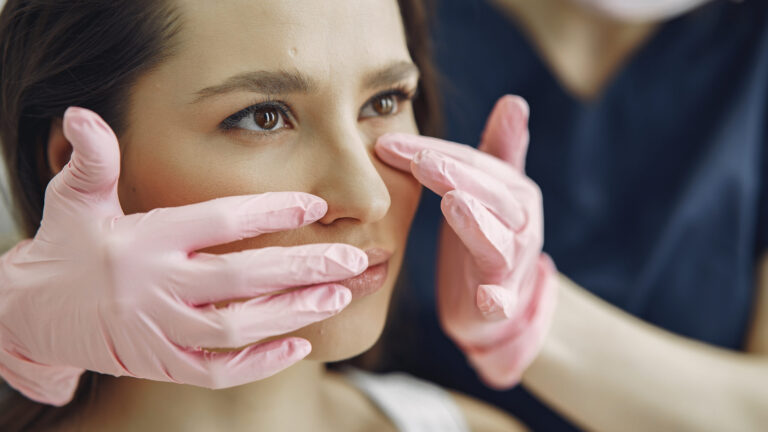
[
  {"left": 45, "top": 0, "right": 523, "bottom": 430},
  {"left": 116, "top": 0, "right": 421, "bottom": 362}
]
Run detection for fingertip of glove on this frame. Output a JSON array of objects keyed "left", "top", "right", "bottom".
[
  {"left": 375, "top": 132, "right": 410, "bottom": 147},
  {"left": 333, "top": 285, "right": 353, "bottom": 308},
  {"left": 63, "top": 106, "right": 90, "bottom": 122},
  {"left": 284, "top": 338, "right": 312, "bottom": 359},
  {"left": 63, "top": 106, "right": 115, "bottom": 142},
  {"left": 497, "top": 95, "right": 530, "bottom": 119},
  {"left": 441, "top": 189, "right": 470, "bottom": 207},
  {"left": 326, "top": 244, "right": 368, "bottom": 274},
  {"left": 411, "top": 148, "right": 435, "bottom": 164},
  {"left": 477, "top": 284, "right": 517, "bottom": 320},
  {"left": 315, "top": 283, "right": 353, "bottom": 311},
  {"left": 303, "top": 198, "right": 329, "bottom": 223},
  {"left": 375, "top": 135, "right": 407, "bottom": 158}
]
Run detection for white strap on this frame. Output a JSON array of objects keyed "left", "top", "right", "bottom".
[{"left": 344, "top": 368, "right": 470, "bottom": 432}]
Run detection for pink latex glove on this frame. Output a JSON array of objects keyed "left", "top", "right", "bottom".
[
  {"left": 376, "top": 96, "right": 558, "bottom": 388},
  {"left": 0, "top": 107, "right": 367, "bottom": 406}
]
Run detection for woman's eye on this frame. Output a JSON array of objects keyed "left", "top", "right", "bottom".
[
  {"left": 221, "top": 104, "right": 290, "bottom": 132},
  {"left": 360, "top": 93, "right": 400, "bottom": 118},
  {"left": 242, "top": 106, "right": 286, "bottom": 131}
]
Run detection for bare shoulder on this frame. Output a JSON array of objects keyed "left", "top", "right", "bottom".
[{"left": 449, "top": 390, "right": 529, "bottom": 432}]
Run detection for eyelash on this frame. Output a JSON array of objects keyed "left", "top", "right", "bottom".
[{"left": 218, "top": 85, "right": 418, "bottom": 132}]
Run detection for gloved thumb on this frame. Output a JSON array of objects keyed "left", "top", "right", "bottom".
[
  {"left": 58, "top": 106, "right": 121, "bottom": 201},
  {"left": 478, "top": 95, "right": 530, "bottom": 173}
]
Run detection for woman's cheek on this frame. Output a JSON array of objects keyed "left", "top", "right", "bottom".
[
  {"left": 370, "top": 112, "right": 422, "bottom": 232},
  {"left": 119, "top": 134, "right": 284, "bottom": 215},
  {"left": 378, "top": 159, "right": 422, "bottom": 234}
]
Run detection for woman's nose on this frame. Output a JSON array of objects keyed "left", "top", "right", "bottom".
[{"left": 311, "top": 130, "right": 391, "bottom": 226}]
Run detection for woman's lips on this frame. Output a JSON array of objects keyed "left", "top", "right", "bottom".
[{"left": 338, "top": 248, "right": 392, "bottom": 299}]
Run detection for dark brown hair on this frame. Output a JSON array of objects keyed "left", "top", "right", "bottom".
[{"left": 0, "top": 0, "right": 440, "bottom": 430}]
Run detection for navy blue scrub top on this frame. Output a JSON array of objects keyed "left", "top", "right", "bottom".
[{"left": 380, "top": 1, "right": 768, "bottom": 430}]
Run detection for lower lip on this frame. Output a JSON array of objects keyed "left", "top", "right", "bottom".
[{"left": 338, "top": 260, "right": 389, "bottom": 299}]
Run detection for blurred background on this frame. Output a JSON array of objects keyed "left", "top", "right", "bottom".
[{"left": 0, "top": 157, "right": 21, "bottom": 252}]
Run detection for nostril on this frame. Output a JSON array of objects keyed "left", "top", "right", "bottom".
[{"left": 316, "top": 193, "right": 391, "bottom": 225}]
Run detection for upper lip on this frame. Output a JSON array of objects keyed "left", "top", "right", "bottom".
[{"left": 364, "top": 248, "right": 393, "bottom": 267}]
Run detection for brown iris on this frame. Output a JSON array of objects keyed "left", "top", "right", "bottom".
[
  {"left": 372, "top": 95, "right": 396, "bottom": 115},
  {"left": 253, "top": 107, "right": 280, "bottom": 130}
]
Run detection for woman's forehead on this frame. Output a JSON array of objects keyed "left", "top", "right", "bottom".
[{"left": 166, "top": 0, "right": 412, "bottom": 94}]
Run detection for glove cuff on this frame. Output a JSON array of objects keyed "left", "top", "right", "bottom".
[
  {"left": 0, "top": 345, "right": 84, "bottom": 406},
  {"left": 0, "top": 240, "right": 84, "bottom": 406}
]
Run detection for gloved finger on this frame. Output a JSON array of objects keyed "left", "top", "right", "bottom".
[
  {"left": 375, "top": 132, "right": 515, "bottom": 183},
  {"left": 478, "top": 95, "right": 530, "bottom": 172},
  {"left": 56, "top": 106, "right": 121, "bottom": 202},
  {"left": 441, "top": 190, "right": 515, "bottom": 275},
  {"left": 476, "top": 284, "right": 518, "bottom": 321},
  {"left": 165, "top": 337, "right": 311, "bottom": 389},
  {"left": 468, "top": 257, "right": 558, "bottom": 389},
  {"left": 170, "top": 284, "right": 351, "bottom": 349},
  {"left": 414, "top": 149, "right": 526, "bottom": 230},
  {"left": 120, "top": 192, "right": 328, "bottom": 252},
  {"left": 178, "top": 243, "right": 367, "bottom": 305}
]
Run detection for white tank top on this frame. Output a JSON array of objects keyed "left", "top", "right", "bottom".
[{"left": 343, "top": 368, "right": 470, "bottom": 432}]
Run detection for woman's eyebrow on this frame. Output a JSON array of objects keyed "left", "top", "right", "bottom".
[
  {"left": 191, "top": 70, "right": 316, "bottom": 103},
  {"left": 363, "top": 61, "right": 420, "bottom": 90},
  {"left": 190, "top": 61, "right": 419, "bottom": 104}
]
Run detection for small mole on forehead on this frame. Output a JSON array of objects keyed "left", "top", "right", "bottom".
[{"left": 288, "top": 47, "right": 298, "bottom": 57}]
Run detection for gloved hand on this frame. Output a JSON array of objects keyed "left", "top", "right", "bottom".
[
  {"left": 375, "top": 96, "right": 557, "bottom": 388},
  {"left": 0, "top": 107, "right": 367, "bottom": 406}
]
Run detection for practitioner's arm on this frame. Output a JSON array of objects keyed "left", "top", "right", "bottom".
[
  {"left": 521, "top": 257, "right": 768, "bottom": 432},
  {"left": 375, "top": 94, "right": 768, "bottom": 431}
]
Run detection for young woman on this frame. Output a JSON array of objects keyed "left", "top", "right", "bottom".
[{"left": 0, "top": 0, "right": 527, "bottom": 430}]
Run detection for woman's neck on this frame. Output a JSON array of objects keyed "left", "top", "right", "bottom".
[
  {"left": 489, "top": 0, "right": 660, "bottom": 100},
  {"left": 70, "top": 361, "right": 336, "bottom": 431}
]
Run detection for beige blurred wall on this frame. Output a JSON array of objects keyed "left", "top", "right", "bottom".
[
  {"left": 0, "top": 0, "right": 23, "bottom": 252},
  {"left": 0, "top": 155, "right": 21, "bottom": 253}
]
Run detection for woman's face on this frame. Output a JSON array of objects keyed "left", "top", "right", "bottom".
[{"left": 117, "top": 0, "right": 421, "bottom": 361}]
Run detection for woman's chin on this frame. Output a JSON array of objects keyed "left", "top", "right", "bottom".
[
  {"left": 295, "top": 285, "right": 394, "bottom": 362},
  {"left": 203, "top": 260, "right": 399, "bottom": 361}
]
